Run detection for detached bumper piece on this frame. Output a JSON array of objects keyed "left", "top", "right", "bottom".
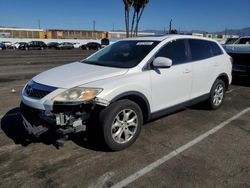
[
  {"left": 20, "top": 102, "right": 92, "bottom": 148},
  {"left": 22, "top": 114, "right": 49, "bottom": 137}
]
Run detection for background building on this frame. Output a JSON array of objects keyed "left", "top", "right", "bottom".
[
  {"left": 109, "top": 31, "right": 155, "bottom": 39},
  {"left": 46, "top": 29, "right": 109, "bottom": 39},
  {"left": 0, "top": 27, "right": 109, "bottom": 39},
  {"left": 0, "top": 27, "right": 44, "bottom": 38}
]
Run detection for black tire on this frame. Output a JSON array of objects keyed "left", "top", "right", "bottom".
[
  {"left": 98, "top": 99, "right": 143, "bottom": 151},
  {"left": 207, "top": 79, "right": 226, "bottom": 110}
]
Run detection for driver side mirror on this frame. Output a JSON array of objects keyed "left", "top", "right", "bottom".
[{"left": 152, "top": 57, "right": 172, "bottom": 68}]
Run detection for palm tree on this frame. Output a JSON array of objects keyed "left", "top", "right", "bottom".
[
  {"left": 123, "top": 0, "right": 133, "bottom": 38},
  {"left": 123, "top": 0, "right": 149, "bottom": 37},
  {"left": 134, "top": 0, "right": 149, "bottom": 36},
  {"left": 130, "top": 0, "right": 139, "bottom": 37}
]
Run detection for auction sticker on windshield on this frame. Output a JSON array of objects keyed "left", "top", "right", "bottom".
[{"left": 136, "top": 42, "right": 154, "bottom": 45}]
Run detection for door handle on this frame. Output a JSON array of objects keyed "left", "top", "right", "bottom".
[{"left": 183, "top": 69, "right": 191, "bottom": 73}]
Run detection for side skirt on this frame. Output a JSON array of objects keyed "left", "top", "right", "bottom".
[{"left": 150, "top": 94, "right": 210, "bottom": 120}]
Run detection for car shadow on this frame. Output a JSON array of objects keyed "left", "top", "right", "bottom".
[
  {"left": 0, "top": 107, "right": 108, "bottom": 151},
  {"left": 0, "top": 107, "right": 33, "bottom": 146},
  {"left": 232, "top": 76, "right": 250, "bottom": 87}
]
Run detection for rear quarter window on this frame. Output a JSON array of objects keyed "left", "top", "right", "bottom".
[{"left": 209, "top": 41, "right": 223, "bottom": 56}]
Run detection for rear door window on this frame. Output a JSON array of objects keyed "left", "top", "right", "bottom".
[{"left": 188, "top": 39, "right": 213, "bottom": 61}]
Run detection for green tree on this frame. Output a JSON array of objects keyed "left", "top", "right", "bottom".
[{"left": 169, "top": 29, "right": 178, "bottom": 34}]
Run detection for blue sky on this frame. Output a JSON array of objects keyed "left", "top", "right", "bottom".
[{"left": 0, "top": 0, "right": 250, "bottom": 32}]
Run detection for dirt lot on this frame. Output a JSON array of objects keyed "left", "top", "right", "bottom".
[{"left": 0, "top": 49, "right": 250, "bottom": 188}]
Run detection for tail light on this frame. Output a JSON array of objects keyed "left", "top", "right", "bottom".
[{"left": 230, "top": 56, "right": 233, "bottom": 64}]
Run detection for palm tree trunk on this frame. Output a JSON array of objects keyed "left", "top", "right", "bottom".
[
  {"left": 135, "top": 6, "right": 145, "bottom": 36},
  {"left": 134, "top": 12, "right": 139, "bottom": 36},
  {"left": 130, "top": 10, "right": 136, "bottom": 37},
  {"left": 125, "top": 8, "right": 129, "bottom": 38}
]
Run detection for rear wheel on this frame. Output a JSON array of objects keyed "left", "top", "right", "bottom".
[
  {"left": 207, "top": 79, "right": 226, "bottom": 110},
  {"left": 98, "top": 99, "right": 143, "bottom": 151}
]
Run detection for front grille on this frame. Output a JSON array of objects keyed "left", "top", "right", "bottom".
[
  {"left": 25, "top": 80, "right": 57, "bottom": 99},
  {"left": 28, "top": 88, "right": 50, "bottom": 99}
]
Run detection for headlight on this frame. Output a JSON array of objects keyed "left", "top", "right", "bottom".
[{"left": 53, "top": 87, "right": 103, "bottom": 103}]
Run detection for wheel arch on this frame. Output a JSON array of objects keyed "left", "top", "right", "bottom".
[
  {"left": 110, "top": 91, "right": 151, "bottom": 123},
  {"left": 215, "top": 73, "right": 230, "bottom": 91}
]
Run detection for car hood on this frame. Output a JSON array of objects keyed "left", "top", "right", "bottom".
[{"left": 33, "top": 62, "right": 128, "bottom": 88}]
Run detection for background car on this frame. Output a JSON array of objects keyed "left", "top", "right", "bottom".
[
  {"left": 1, "top": 41, "right": 12, "bottom": 48},
  {"left": 0, "top": 43, "right": 6, "bottom": 50},
  {"left": 9, "top": 42, "right": 20, "bottom": 49},
  {"left": 233, "top": 36, "right": 250, "bottom": 44},
  {"left": 80, "top": 42, "right": 101, "bottom": 50},
  {"left": 47, "top": 42, "right": 59, "bottom": 49},
  {"left": 57, "top": 42, "right": 74, "bottom": 50},
  {"left": 17, "top": 42, "right": 28, "bottom": 50},
  {"left": 9, "top": 42, "right": 26, "bottom": 49},
  {"left": 223, "top": 36, "right": 250, "bottom": 77},
  {"left": 19, "top": 41, "right": 47, "bottom": 50},
  {"left": 224, "top": 38, "right": 240, "bottom": 45},
  {"left": 72, "top": 42, "right": 81, "bottom": 48}
]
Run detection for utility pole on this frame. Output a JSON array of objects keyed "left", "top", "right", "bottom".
[
  {"left": 38, "top": 19, "right": 41, "bottom": 29},
  {"left": 93, "top": 20, "right": 96, "bottom": 31},
  {"left": 169, "top": 19, "right": 172, "bottom": 34},
  {"left": 113, "top": 24, "right": 115, "bottom": 32}
]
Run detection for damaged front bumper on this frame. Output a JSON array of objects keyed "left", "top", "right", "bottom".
[{"left": 20, "top": 98, "right": 109, "bottom": 139}]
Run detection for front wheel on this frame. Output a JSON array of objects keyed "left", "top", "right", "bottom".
[
  {"left": 99, "top": 99, "right": 143, "bottom": 151},
  {"left": 207, "top": 79, "right": 226, "bottom": 110}
]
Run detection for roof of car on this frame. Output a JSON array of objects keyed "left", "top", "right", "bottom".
[
  {"left": 120, "top": 34, "right": 218, "bottom": 42},
  {"left": 239, "top": 36, "right": 250, "bottom": 38}
]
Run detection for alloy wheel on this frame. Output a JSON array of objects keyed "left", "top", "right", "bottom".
[
  {"left": 213, "top": 84, "right": 224, "bottom": 106},
  {"left": 111, "top": 109, "right": 138, "bottom": 144}
]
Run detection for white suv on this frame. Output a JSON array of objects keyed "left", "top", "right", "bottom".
[{"left": 21, "top": 35, "right": 232, "bottom": 150}]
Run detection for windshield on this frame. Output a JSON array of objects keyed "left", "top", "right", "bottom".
[
  {"left": 234, "top": 38, "right": 250, "bottom": 44},
  {"left": 225, "top": 38, "right": 238, "bottom": 44},
  {"left": 83, "top": 40, "right": 159, "bottom": 68}
]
